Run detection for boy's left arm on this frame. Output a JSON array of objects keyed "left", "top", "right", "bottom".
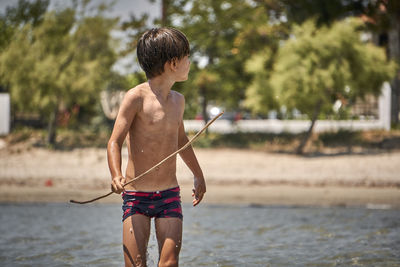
[{"left": 178, "top": 119, "right": 206, "bottom": 206}]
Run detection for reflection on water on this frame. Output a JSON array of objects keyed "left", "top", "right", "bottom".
[{"left": 0, "top": 203, "right": 399, "bottom": 266}]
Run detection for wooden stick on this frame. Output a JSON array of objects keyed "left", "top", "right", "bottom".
[{"left": 70, "top": 111, "right": 224, "bottom": 204}]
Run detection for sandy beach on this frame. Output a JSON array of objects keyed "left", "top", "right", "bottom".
[{"left": 0, "top": 146, "right": 399, "bottom": 208}]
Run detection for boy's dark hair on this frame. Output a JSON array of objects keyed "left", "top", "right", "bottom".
[{"left": 137, "top": 27, "right": 190, "bottom": 79}]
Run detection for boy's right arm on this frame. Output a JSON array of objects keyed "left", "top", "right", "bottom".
[{"left": 107, "top": 90, "right": 141, "bottom": 194}]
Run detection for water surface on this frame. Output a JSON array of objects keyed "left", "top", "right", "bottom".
[{"left": 0, "top": 203, "right": 399, "bottom": 266}]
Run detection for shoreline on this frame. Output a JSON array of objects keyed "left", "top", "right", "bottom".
[
  {"left": 1, "top": 183, "right": 399, "bottom": 209},
  {"left": 1, "top": 147, "right": 399, "bottom": 208}
]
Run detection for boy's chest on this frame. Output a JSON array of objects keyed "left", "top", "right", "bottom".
[{"left": 140, "top": 98, "right": 181, "bottom": 130}]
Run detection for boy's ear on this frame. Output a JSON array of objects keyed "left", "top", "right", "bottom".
[{"left": 168, "top": 58, "right": 178, "bottom": 71}]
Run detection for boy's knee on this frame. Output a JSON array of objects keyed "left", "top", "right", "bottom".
[
  {"left": 158, "top": 258, "right": 178, "bottom": 267},
  {"left": 127, "top": 254, "right": 146, "bottom": 267}
]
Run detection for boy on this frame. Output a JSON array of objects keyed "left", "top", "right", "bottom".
[{"left": 107, "top": 28, "right": 206, "bottom": 267}]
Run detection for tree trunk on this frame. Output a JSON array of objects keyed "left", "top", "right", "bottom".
[
  {"left": 201, "top": 54, "right": 216, "bottom": 126},
  {"left": 47, "top": 105, "right": 58, "bottom": 146},
  {"left": 200, "top": 85, "right": 209, "bottom": 125},
  {"left": 388, "top": 15, "right": 400, "bottom": 126},
  {"left": 296, "top": 101, "right": 322, "bottom": 155},
  {"left": 46, "top": 52, "right": 74, "bottom": 146},
  {"left": 161, "top": 0, "right": 170, "bottom": 26}
]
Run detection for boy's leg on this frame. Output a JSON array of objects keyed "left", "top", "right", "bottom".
[
  {"left": 123, "top": 214, "right": 151, "bottom": 267},
  {"left": 155, "top": 218, "right": 182, "bottom": 267}
]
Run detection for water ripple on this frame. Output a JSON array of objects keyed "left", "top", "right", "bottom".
[{"left": 0, "top": 203, "right": 399, "bottom": 266}]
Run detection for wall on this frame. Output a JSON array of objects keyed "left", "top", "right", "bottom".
[{"left": 0, "top": 93, "right": 10, "bottom": 135}]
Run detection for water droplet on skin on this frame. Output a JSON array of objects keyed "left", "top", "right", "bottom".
[{"left": 141, "top": 150, "right": 144, "bottom": 153}]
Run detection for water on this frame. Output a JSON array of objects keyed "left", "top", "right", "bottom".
[{"left": 0, "top": 203, "right": 399, "bottom": 267}]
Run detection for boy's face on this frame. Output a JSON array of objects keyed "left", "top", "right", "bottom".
[{"left": 175, "top": 55, "right": 190, "bottom": 82}]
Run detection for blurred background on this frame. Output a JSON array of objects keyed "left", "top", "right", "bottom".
[
  {"left": 0, "top": 0, "right": 399, "bottom": 151},
  {"left": 0, "top": 0, "right": 400, "bottom": 266}
]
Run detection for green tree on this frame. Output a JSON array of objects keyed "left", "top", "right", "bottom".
[
  {"left": 0, "top": 0, "right": 49, "bottom": 50},
  {"left": 368, "top": 1, "right": 400, "bottom": 126},
  {"left": 246, "top": 18, "right": 396, "bottom": 154},
  {"left": 244, "top": 47, "right": 280, "bottom": 116},
  {"left": 271, "top": 0, "right": 400, "bottom": 126},
  {"left": 121, "top": 1, "right": 287, "bottom": 120},
  {"left": 0, "top": 0, "right": 49, "bottom": 94},
  {"left": 162, "top": 0, "right": 285, "bottom": 121},
  {"left": 0, "top": 3, "right": 118, "bottom": 145}
]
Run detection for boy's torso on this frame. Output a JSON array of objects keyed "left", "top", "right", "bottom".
[{"left": 124, "top": 83, "right": 184, "bottom": 192}]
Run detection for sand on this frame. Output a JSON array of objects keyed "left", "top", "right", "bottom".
[{"left": 0, "top": 147, "right": 399, "bottom": 208}]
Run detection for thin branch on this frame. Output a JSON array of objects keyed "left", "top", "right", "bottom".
[{"left": 70, "top": 111, "right": 224, "bottom": 204}]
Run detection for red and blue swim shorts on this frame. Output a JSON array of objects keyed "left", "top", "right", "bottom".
[{"left": 122, "top": 186, "right": 183, "bottom": 221}]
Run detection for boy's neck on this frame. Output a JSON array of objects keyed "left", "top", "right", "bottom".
[{"left": 148, "top": 75, "right": 175, "bottom": 100}]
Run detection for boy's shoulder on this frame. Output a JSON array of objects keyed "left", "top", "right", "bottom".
[
  {"left": 124, "top": 83, "right": 148, "bottom": 102},
  {"left": 124, "top": 84, "right": 184, "bottom": 107},
  {"left": 171, "top": 90, "right": 185, "bottom": 107},
  {"left": 119, "top": 83, "right": 148, "bottom": 113},
  {"left": 127, "top": 82, "right": 148, "bottom": 95},
  {"left": 171, "top": 90, "right": 184, "bottom": 100}
]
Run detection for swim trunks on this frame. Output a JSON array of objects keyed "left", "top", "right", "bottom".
[{"left": 122, "top": 186, "right": 183, "bottom": 221}]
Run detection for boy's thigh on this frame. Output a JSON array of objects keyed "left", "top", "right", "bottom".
[
  {"left": 155, "top": 217, "right": 183, "bottom": 258},
  {"left": 123, "top": 214, "right": 151, "bottom": 266}
]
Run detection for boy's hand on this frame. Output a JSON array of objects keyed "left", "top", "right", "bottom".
[
  {"left": 192, "top": 176, "right": 206, "bottom": 206},
  {"left": 111, "top": 176, "right": 126, "bottom": 194}
]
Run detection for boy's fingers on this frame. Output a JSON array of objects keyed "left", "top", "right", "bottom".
[
  {"left": 111, "top": 176, "right": 125, "bottom": 194},
  {"left": 193, "top": 195, "right": 203, "bottom": 206},
  {"left": 117, "top": 180, "right": 124, "bottom": 190},
  {"left": 196, "top": 188, "right": 205, "bottom": 197},
  {"left": 192, "top": 189, "right": 205, "bottom": 206},
  {"left": 111, "top": 183, "right": 118, "bottom": 193}
]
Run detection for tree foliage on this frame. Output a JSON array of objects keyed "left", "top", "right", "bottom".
[
  {"left": 2, "top": 0, "right": 397, "bottom": 149},
  {"left": 245, "top": 18, "right": 396, "bottom": 153},
  {"left": 159, "top": 0, "right": 286, "bottom": 120},
  {"left": 0, "top": 0, "right": 49, "bottom": 51},
  {"left": 121, "top": 1, "right": 291, "bottom": 120},
  {"left": 0, "top": 1, "right": 118, "bottom": 144},
  {"left": 274, "top": 0, "right": 400, "bottom": 125},
  {"left": 273, "top": 18, "right": 395, "bottom": 115},
  {"left": 244, "top": 47, "right": 279, "bottom": 115}
]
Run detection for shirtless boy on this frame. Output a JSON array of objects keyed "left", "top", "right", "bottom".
[{"left": 107, "top": 28, "right": 206, "bottom": 267}]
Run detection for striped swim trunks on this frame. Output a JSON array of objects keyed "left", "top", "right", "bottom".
[{"left": 122, "top": 186, "right": 183, "bottom": 221}]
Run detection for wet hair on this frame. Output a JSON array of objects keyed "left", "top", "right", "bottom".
[{"left": 137, "top": 27, "right": 190, "bottom": 79}]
